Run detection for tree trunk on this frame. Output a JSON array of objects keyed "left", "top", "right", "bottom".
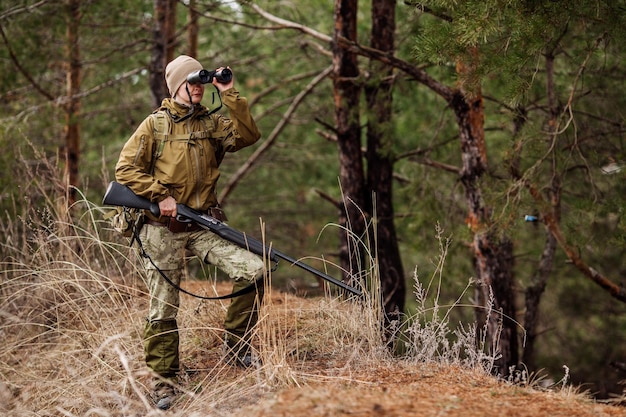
[
  {"left": 333, "top": 0, "right": 366, "bottom": 292},
  {"left": 150, "top": 0, "right": 177, "bottom": 107},
  {"left": 187, "top": 0, "right": 199, "bottom": 58},
  {"left": 365, "top": 0, "right": 405, "bottom": 328},
  {"left": 521, "top": 51, "right": 561, "bottom": 369},
  {"left": 64, "top": 0, "right": 81, "bottom": 206},
  {"left": 522, "top": 230, "right": 556, "bottom": 369},
  {"left": 451, "top": 66, "right": 518, "bottom": 374}
]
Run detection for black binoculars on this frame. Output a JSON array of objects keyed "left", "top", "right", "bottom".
[{"left": 187, "top": 68, "right": 232, "bottom": 85}]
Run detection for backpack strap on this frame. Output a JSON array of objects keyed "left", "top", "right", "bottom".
[
  {"left": 151, "top": 112, "right": 169, "bottom": 161},
  {"left": 150, "top": 110, "right": 227, "bottom": 169}
]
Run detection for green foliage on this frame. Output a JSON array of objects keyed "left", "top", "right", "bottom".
[
  {"left": 0, "top": 0, "right": 154, "bottom": 208},
  {"left": 404, "top": 0, "right": 626, "bottom": 396},
  {"left": 411, "top": 0, "right": 626, "bottom": 102}
]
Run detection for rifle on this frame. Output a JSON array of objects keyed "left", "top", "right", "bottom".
[{"left": 102, "top": 181, "right": 362, "bottom": 296}]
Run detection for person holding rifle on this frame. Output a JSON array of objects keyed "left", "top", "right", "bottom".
[{"left": 115, "top": 55, "right": 264, "bottom": 410}]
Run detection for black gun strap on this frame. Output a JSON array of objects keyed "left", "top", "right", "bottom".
[{"left": 130, "top": 226, "right": 260, "bottom": 300}]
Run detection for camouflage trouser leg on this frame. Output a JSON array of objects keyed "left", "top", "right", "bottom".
[
  {"left": 186, "top": 228, "right": 265, "bottom": 355},
  {"left": 139, "top": 224, "right": 187, "bottom": 378},
  {"left": 138, "top": 223, "right": 266, "bottom": 372}
]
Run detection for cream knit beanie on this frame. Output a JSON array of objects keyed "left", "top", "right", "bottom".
[{"left": 165, "top": 55, "right": 203, "bottom": 97}]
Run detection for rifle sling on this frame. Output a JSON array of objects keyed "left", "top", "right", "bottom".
[{"left": 130, "top": 224, "right": 261, "bottom": 300}]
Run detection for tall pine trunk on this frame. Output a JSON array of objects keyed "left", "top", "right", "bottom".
[
  {"left": 452, "top": 56, "right": 518, "bottom": 373},
  {"left": 333, "top": 0, "right": 366, "bottom": 292},
  {"left": 150, "top": 0, "right": 177, "bottom": 107},
  {"left": 64, "top": 0, "right": 81, "bottom": 206},
  {"left": 187, "top": 0, "right": 199, "bottom": 58},
  {"left": 521, "top": 51, "right": 561, "bottom": 370},
  {"left": 365, "top": 0, "right": 405, "bottom": 330}
]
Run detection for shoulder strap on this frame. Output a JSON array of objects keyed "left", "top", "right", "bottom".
[
  {"left": 201, "top": 115, "right": 227, "bottom": 166},
  {"left": 150, "top": 111, "right": 226, "bottom": 169},
  {"left": 152, "top": 111, "right": 216, "bottom": 141},
  {"left": 151, "top": 112, "right": 169, "bottom": 160}
]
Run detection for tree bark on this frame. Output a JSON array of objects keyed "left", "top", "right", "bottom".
[
  {"left": 64, "top": 0, "right": 81, "bottom": 206},
  {"left": 150, "top": 0, "right": 177, "bottom": 107},
  {"left": 187, "top": 0, "right": 199, "bottom": 58},
  {"left": 333, "top": 0, "right": 366, "bottom": 292},
  {"left": 453, "top": 56, "right": 518, "bottom": 374},
  {"left": 519, "top": 52, "right": 560, "bottom": 370},
  {"left": 522, "top": 230, "right": 556, "bottom": 369},
  {"left": 365, "top": 0, "right": 406, "bottom": 328}
]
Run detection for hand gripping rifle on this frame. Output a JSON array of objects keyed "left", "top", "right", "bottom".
[{"left": 102, "top": 181, "right": 362, "bottom": 296}]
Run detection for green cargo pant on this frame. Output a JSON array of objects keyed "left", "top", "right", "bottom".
[
  {"left": 224, "top": 278, "right": 265, "bottom": 357},
  {"left": 144, "top": 319, "right": 179, "bottom": 378},
  {"left": 139, "top": 223, "right": 265, "bottom": 378}
]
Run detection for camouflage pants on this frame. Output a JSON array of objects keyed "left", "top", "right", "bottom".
[{"left": 139, "top": 223, "right": 265, "bottom": 377}]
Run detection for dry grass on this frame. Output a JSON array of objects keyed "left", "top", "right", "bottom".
[
  {"left": 2, "top": 273, "right": 624, "bottom": 416},
  {"left": 1, "top": 180, "right": 625, "bottom": 416}
]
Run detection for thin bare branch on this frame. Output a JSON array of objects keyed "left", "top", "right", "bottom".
[
  {"left": 0, "top": 22, "right": 54, "bottom": 101},
  {"left": 414, "top": 158, "right": 461, "bottom": 175},
  {"left": 5, "top": 67, "right": 147, "bottom": 122},
  {"left": 219, "top": 65, "right": 334, "bottom": 205},
  {"left": 247, "top": 3, "right": 455, "bottom": 102},
  {"left": 0, "top": 0, "right": 49, "bottom": 21},
  {"left": 315, "top": 128, "right": 336, "bottom": 143},
  {"left": 526, "top": 183, "right": 626, "bottom": 303},
  {"left": 315, "top": 188, "right": 341, "bottom": 209},
  {"left": 250, "top": 69, "right": 322, "bottom": 107},
  {"left": 248, "top": 3, "right": 332, "bottom": 43}
]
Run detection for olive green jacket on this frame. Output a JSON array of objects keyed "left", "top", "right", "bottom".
[{"left": 115, "top": 87, "right": 260, "bottom": 218}]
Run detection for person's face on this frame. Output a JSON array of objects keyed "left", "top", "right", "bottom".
[{"left": 175, "top": 80, "right": 204, "bottom": 105}]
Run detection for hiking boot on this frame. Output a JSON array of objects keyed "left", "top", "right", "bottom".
[
  {"left": 153, "top": 385, "right": 177, "bottom": 410},
  {"left": 227, "top": 352, "right": 254, "bottom": 368},
  {"left": 223, "top": 342, "right": 258, "bottom": 368},
  {"left": 223, "top": 334, "right": 256, "bottom": 368}
]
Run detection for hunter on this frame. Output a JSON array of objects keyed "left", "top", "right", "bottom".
[{"left": 115, "top": 55, "right": 264, "bottom": 410}]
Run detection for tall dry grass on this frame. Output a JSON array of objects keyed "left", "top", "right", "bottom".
[
  {"left": 2, "top": 152, "right": 594, "bottom": 416},
  {"left": 1, "top": 151, "right": 151, "bottom": 415},
  {"left": 400, "top": 225, "right": 491, "bottom": 370}
]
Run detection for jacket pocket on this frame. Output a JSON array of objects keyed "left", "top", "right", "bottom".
[{"left": 153, "top": 140, "right": 190, "bottom": 184}]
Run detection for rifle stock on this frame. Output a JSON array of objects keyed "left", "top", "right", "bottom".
[
  {"left": 102, "top": 181, "right": 362, "bottom": 296},
  {"left": 103, "top": 181, "right": 161, "bottom": 217}
]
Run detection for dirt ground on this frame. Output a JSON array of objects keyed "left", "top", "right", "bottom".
[
  {"left": 176, "top": 282, "right": 626, "bottom": 417},
  {"left": 233, "top": 364, "right": 626, "bottom": 417}
]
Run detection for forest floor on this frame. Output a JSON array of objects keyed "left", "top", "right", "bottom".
[
  {"left": 159, "top": 282, "right": 626, "bottom": 416},
  {"left": 3, "top": 280, "right": 626, "bottom": 417},
  {"left": 232, "top": 364, "right": 626, "bottom": 417}
]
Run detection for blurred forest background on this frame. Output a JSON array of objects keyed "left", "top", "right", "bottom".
[{"left": 1, "top": 0, "right": 625, "bottom": 400}]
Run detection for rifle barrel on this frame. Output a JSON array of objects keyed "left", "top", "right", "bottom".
[
  {"left": 103, "top": 181, "right": 362, "bottom": 297},
  {"left": 187, "top": 207, "right": 361, "bottom": 296},
  {"left": 271, "top": 249, "right": 361, "bottom": 296}
]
